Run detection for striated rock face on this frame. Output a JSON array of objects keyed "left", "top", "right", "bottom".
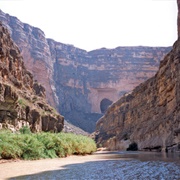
[
  {"left": 0, "top": 22, "right": 64, "bottom": 132},
  {"left": 48, "top": 40, "right": 170, "bottom": 132},
  {"left": 96, "top": 40, "right": 180, "bottom": 152},
  {"left": 0, "top": 9, "right": 57, "bottom": 107},
  {"left": 95, "top": 1, "right": 180, "bottom": 152},
  {"left": 0, "top": 10, "right": 171, "bottom": 132}
]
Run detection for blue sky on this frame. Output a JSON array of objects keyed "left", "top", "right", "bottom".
[{"left": 0, "top": 0, "right": 177, "bottom": 51}]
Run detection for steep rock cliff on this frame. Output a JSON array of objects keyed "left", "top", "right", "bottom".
[
  {"left": 0, "top": 22, "right": 64, "bottom": 132},
  {"left": 95, "top": 1, "right": 180, "bottom": 152},
  {"left": 0, "top": 9, "right": 57, "bottom": 107},
  {"left": 0, "top": 9, "right": 171, "bottom": 132},
  {"left": 48, "top": 39, "right": 171, "bottom": 132}
]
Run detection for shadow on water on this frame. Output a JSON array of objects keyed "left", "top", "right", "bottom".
[{"left": 9, "top": 151, "right": 180, "bottom": 180}]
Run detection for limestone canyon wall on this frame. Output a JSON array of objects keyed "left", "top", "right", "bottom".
[
  {"left": 0, "top": 10, "right": 171, "bottom": 132},
  {"left": 0, "top": 22, "right": 64, "bottom": 132},
  {"left": 0, "top": 10, "right": 57, "bottom": 107},
  {"left": 49, "top": 40, "right": 171, "bottom": 132},
  {"left": 95, "top": 1, "right": 180, "bottom": 151}
]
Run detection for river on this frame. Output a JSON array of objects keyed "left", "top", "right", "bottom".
[{"left": 1, "top": 151, "right": 180, "bottom": 180}]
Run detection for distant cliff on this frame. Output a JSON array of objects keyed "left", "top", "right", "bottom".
[
  {"left": 0, "top": 22, "right": 64, "bottom": 132},
  {"left": 0, "top": 9, "right": 171, "bottom": 132},
  {"left": 95, "top": 1, "right": 180, "bottom": 152},
  {"left": 49, "top": 40, "right": 171, "bottom": 132}
]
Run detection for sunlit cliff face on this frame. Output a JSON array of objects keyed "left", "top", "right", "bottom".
[{"left": 0, "top": 22, "right": 64, "bottom": 132}]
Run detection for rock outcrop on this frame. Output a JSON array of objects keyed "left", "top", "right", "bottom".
[
  {"left": 0, "top": 9, "right": 171, "bottom": 132},
  {"left": 95, "top": 1, "right": 180, "bottom": 152},
  {"left": 0, "top": 22, "right": 64, "bottom": 132}
]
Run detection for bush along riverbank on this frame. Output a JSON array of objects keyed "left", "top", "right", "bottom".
[{"left": 0, "top": 128, "right": 97, "bottom": 160}]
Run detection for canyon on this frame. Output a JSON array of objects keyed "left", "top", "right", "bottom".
[
  {"left": 0, "top": 10, "right": 171, "bottom": 132},
  {"left": 95, "top": 0, "right": 180, "bottom": 152},
  {"left": 0, "top": 22, "right": 64, "bottom": 132}
]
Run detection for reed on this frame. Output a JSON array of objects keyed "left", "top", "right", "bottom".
[{"left": 0, "top": 129, "right": 97, "bottom": 160}]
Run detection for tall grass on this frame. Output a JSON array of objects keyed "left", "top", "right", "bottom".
[{"left": 0, "top": 130, "right": 97, "bottom": 160}]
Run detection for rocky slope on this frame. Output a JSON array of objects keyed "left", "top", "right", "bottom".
[
  {"left": 0, "top": 10, "right": 171, "bottom": 132},
  {"left": 95, "top": 1, "right": 180, "bottom": 152},
  {"left": 0, "top": 22, "right": 64, "bottom": 132}
]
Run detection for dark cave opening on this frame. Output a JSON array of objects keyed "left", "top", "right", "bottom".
[{"left": 100, "top": 98, "right": 113, "bottom": 113}]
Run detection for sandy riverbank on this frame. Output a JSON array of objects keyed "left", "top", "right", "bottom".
[
  {"left": 0, "top": 152, "right": 109, "bottom": 179},
  {"left": 1, "top": 151, "right": 180, "bottom": 180}
]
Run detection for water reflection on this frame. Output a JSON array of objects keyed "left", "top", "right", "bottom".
[{"left": 97, "top": 151, "right": 180, "bottom": 163}]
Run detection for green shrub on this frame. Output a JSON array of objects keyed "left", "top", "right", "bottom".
[
  {"left": 18, "top": 98, "right": 27, "bottom": 108},
  {"left": 0, "top": 142, "right": 22, "bottom": 159},
  {"left": 20, "top": 134, "right": 45, "bottom": 160},
  {"left": 0, "top": 131, "right": 97, "bottom": 160},
  {"left": 19, "top": 126, "right": 31, "bottom": 134},
  {"left": 35, "top": 133, "right": 58, "bottom": 158},
  {"left": 0, "top": 130, "right": 23, "bottom": 159}
]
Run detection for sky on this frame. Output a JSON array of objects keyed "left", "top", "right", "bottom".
[{"left": 0, "top": 0, "right": 178, "bottom": 51}]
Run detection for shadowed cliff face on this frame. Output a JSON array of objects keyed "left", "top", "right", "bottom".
[
  {"left": 95, "top": 43, "right": 180, "bottom": 151},
  {"left": 0, "top": 22, "right": 64, "bottom": 132},
  {"left": 95, "top": 1, "right": 180, "bottom": 151},
  {"left": 0, "top": 10, "right": 171, "bottom": 132}
]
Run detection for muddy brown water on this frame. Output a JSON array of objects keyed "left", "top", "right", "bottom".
[{"left": 0, "top": 151, "right": 180, "bottom": 180}]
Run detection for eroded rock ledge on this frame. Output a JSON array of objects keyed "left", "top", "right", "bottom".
[
  {"left": 0, "top": 22, "right": 64, "bottom": 132},
  {"left": 95, "top": 38, "right": 180, "bottom": 152}
]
